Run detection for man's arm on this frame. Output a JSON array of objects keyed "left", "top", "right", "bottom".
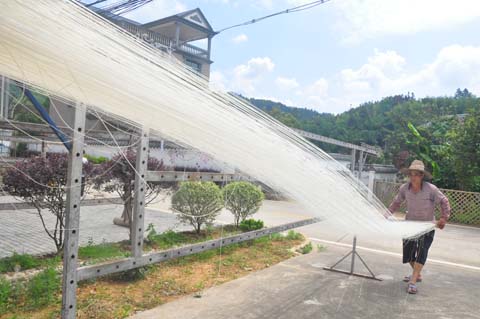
[
  {"left": 388, "top": 186, "right": 406, "bottom": 215},
  {"left": 434, "top": 187, "right": 451, "bottom": 229}
]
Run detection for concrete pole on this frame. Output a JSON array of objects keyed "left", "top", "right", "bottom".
[
  {"left": 367, "top": 170, "right": 375, "bottom": 200},
  {"left": 61, "top": 103, "right": 86, "bottom": 319},
  {"left": 174, "top": 22, "right": 180, "bottom": 49},
  {"left": 207, "top": 36, "right": 212, "bottom": 60},
  {"left": 131, "top": 129, "right": 149, "bottom": 258},
  {"left": 358, "top": 150, "right": 365, "bottom": 181},
  {"left": 350, "top": 149, "right": 356, "bottom": 173},
  {"left": 0, "top": 76, "right": 5, "bottom": 118}
]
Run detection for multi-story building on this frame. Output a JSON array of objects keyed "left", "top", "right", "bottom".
[
  {"left": 108, "top": 8, "right": 215, "bottom": 78},
  {"left": 0, "top": 7, "right": 227, "bottom": 172},
  {"left": 42, "top": 8, "right": 217, "bottom": 138}
]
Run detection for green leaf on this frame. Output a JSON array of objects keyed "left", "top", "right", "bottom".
[{"left": 407, "top": 122, "right": 422, "bottom": 138}]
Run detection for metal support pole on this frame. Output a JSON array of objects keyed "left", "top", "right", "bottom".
[
  {"left": 324, "top": 235, "right": 381, "bottom": 281},
  {"left": 174, "top": 22, "right": 180, "bottom": 49},
  {"left": 0, "top": 76, "right": 10, "bottom": 118},
  {"left": 61, "top": 103, "right": 86, "bottom": 319},
  {"left": 41, "top": 139, "right": 46, "bottom": 158},
  {"left": 24, "top": 88, "right": 71, "bottom": 151},
  {"left": 358, "top": 150, "right": 365, "bottom": 181},
  {"left": 207, "top": 36, "right": 212, "bottom": 60},
  {"left": 131, "top": 129, "right": 149, "bottom": 258},
  {"left": 367, "top": 170, "right": 375, "bottom": 200},
  {"left": 350, "top": 236, "right": 356, "bottom": 274},
  {"left": 0, "top": 76, "right": 5, "bottom": 118},
  {"left": 350, "top": 149, "right": 356, "bottom": 173}
]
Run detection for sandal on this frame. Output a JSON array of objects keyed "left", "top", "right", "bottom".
[
  {"left": 403, "top": 275, "right": 422, "bottom": 282},
  {"left": 407, "top": 283, "right": 418, "bottom": 294}
]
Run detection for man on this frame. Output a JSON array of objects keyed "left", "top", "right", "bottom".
[{"left": 389, "top": 160, "right": 451, "bottom": 294}]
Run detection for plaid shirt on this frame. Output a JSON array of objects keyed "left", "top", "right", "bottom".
[{"left": 389, "top": 182, "right": 451, "bottom": 222}]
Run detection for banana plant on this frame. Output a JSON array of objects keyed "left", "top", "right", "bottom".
[{"left": 406, "top": 122, "right": 440, "bottom": 178}]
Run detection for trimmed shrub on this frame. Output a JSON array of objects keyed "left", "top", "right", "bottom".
[
  {"left": 239, "top": 219, "right": 264, "bottom": 232},
  {"left": 172, "top": 182, "right": 223, "bottom": 234},
  {"left": 223, "top": 182, "right": 264, "bottom": 227}
]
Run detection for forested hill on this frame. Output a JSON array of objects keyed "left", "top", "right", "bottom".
[{"left": 246, "top": 89, "right": 480, "bottom": 192}]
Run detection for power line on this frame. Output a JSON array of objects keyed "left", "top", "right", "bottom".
[{"left": 215, "top": 0, "right": 332, "bottom": 35}]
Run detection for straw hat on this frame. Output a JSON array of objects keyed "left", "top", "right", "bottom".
[{"left": 400, "top": 160, "right": 432, "bottom": 179}]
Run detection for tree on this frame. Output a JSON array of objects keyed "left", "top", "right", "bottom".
[
  {"left": 2, "top": 153, "right": 93, "bottom": 254},
  {"left": 93, "top": 149, "right": 165, "bottom": 237},
  {"left": 455, "top": 88, "right": 474, "bottom": 99},
  {"left": 171, "top": 181, "right": 223, "bottom": 234},
  {"left": 450, "top": 108, "right": 480, "bottom": 191},
  {"left": 405, "top": 122, "right": 440, "bottom": 178},
  {"left": 222, "top": 181, "right": 264, "bottom": 227}
]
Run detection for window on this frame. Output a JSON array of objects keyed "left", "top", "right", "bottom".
[{"left": 185, "top": 59, "right": 202, "bottom": 74}]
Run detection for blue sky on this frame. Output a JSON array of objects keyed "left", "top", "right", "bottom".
[{"left": 120, "top": 0, "right": 480, "bottom": 114}]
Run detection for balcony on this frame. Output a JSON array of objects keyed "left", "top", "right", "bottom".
[{"left": 116, "top": 21, "right": 209, "bottom": 60}]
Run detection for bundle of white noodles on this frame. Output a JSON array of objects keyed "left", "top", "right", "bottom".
[{"left": 0, "top": 0, "right": 434, "bottom": 240}]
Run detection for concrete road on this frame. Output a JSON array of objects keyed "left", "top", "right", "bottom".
[
  {"left": 130, "top": 243, "right": 480, "bottom": 319},
  {"left": 132, "top": 198, "right": 480, "bottom": 319}
]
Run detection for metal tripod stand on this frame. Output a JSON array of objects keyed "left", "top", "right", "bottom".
[{"left": 323, "top": 236, "right": 382, "bottom": 281}]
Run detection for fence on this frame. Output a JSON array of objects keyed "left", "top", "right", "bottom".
[{"left": 374, "top": 181, "right": 480, "bottom": 226}]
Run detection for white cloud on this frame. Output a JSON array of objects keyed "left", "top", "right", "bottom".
[
  {"left": 258, "top": 0, "right": 274, "bottom": 9},
  {"left": 332, "top": 0, "right": 480, "bottom": 44},
  {"left": 275, "top": 76, "right": 300, "bottom": 90},
  {"left": 232, "top": 34, "right": 248, "bottom": 44},
  {"left": 231, "top": 57, "right": 275, "bottom": 94},
  {"left": 123, "top": 0, "right": 187, "bottom": 23},
  {"left": 302, "top": 78, "right": 329, "bottom": 106},
  {"left": 210, "top": 70, "right": 227, "bottom": 92},
  {"left": 324, "top": 45, "right": 480, "bottom": 112},
  {"left": 212, "top": 46, "right": 480, "bottom": 114},
  {"left": 413, "top": 45, "right": 480, "bottom": 94},
  {"left": 285, "top": 0, "right": 314, "bottom": 5}
]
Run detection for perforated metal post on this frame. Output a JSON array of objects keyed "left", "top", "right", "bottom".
[
  {"left": 61, "top": 102, "right": 86, "bottom": 319},
  {"left": 0, "top": 76, "right": 6, "bottom": 118},
  {"left": 350, "top": 149, "right": 356, "bottom": 172},
  {"left": 367, "top": 170, "right": 375, "bottom": 200},
  {"left": 358, "top": 150, "right": 365, "bottom": 180},
  {"left": 350, "top": 236, "right": 357, "bottom": 274},
  {"left": 131, "top": 129, "right": 149, "bottom": 258}
]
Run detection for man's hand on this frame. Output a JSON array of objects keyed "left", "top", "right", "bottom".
[{"left": 436, "top": 218, "right": 447, "bottom": 230}]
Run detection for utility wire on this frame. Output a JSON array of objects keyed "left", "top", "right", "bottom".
[{"left": 215, "top": 0, "right": 332, "bottom": 34}]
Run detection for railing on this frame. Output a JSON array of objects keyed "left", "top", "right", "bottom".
[
  {"left": 116, "top": 21, "right": 209, "bottom": 59},
  {"left": 374, "top": 181, "right": 480, "bottom": 225},
  {"left": 179, "top": 43, "right": 208, "bottom": 59},
  {"left": 293, "top": 129, "right": 381, "bottom": 156},
  {"left": 117, "top": 21, "right": 172, "bottom": 49}
]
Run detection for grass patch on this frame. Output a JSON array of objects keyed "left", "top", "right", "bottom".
[
  {"left": 79, "top": 242, "right": 129, "bottom": 261},
  {"left": 0, "top": 267, "right": 61, "bottom": 316},
  {"left": 1, "top": 228, "right": 304, "bottom": 319},
  {"left": 147, "top": 229, "right": 189, "bottom": 250},
  {"left": 0, "top": 277, "right": 11, "bottom": 315},
  {"left": 0, "top": 253, "right": 40, "bottom": 274},
  {"left": 317, "top": 244, "right": 327, "bottom": 252},
  {"left": 25, "top": 268, "right": 60, "bottom": 310},
  {"left": 145, "top": 224, "right": 241, "bottom": 251},
  {"left": 239, "top": 219, "right": 264, "bottom": 232},
  {"left": 285, "top": 230, "right": 303, "bottom": 240},
  {"left": 298, "top": 242, "right": 313, "bottom": 254}
]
